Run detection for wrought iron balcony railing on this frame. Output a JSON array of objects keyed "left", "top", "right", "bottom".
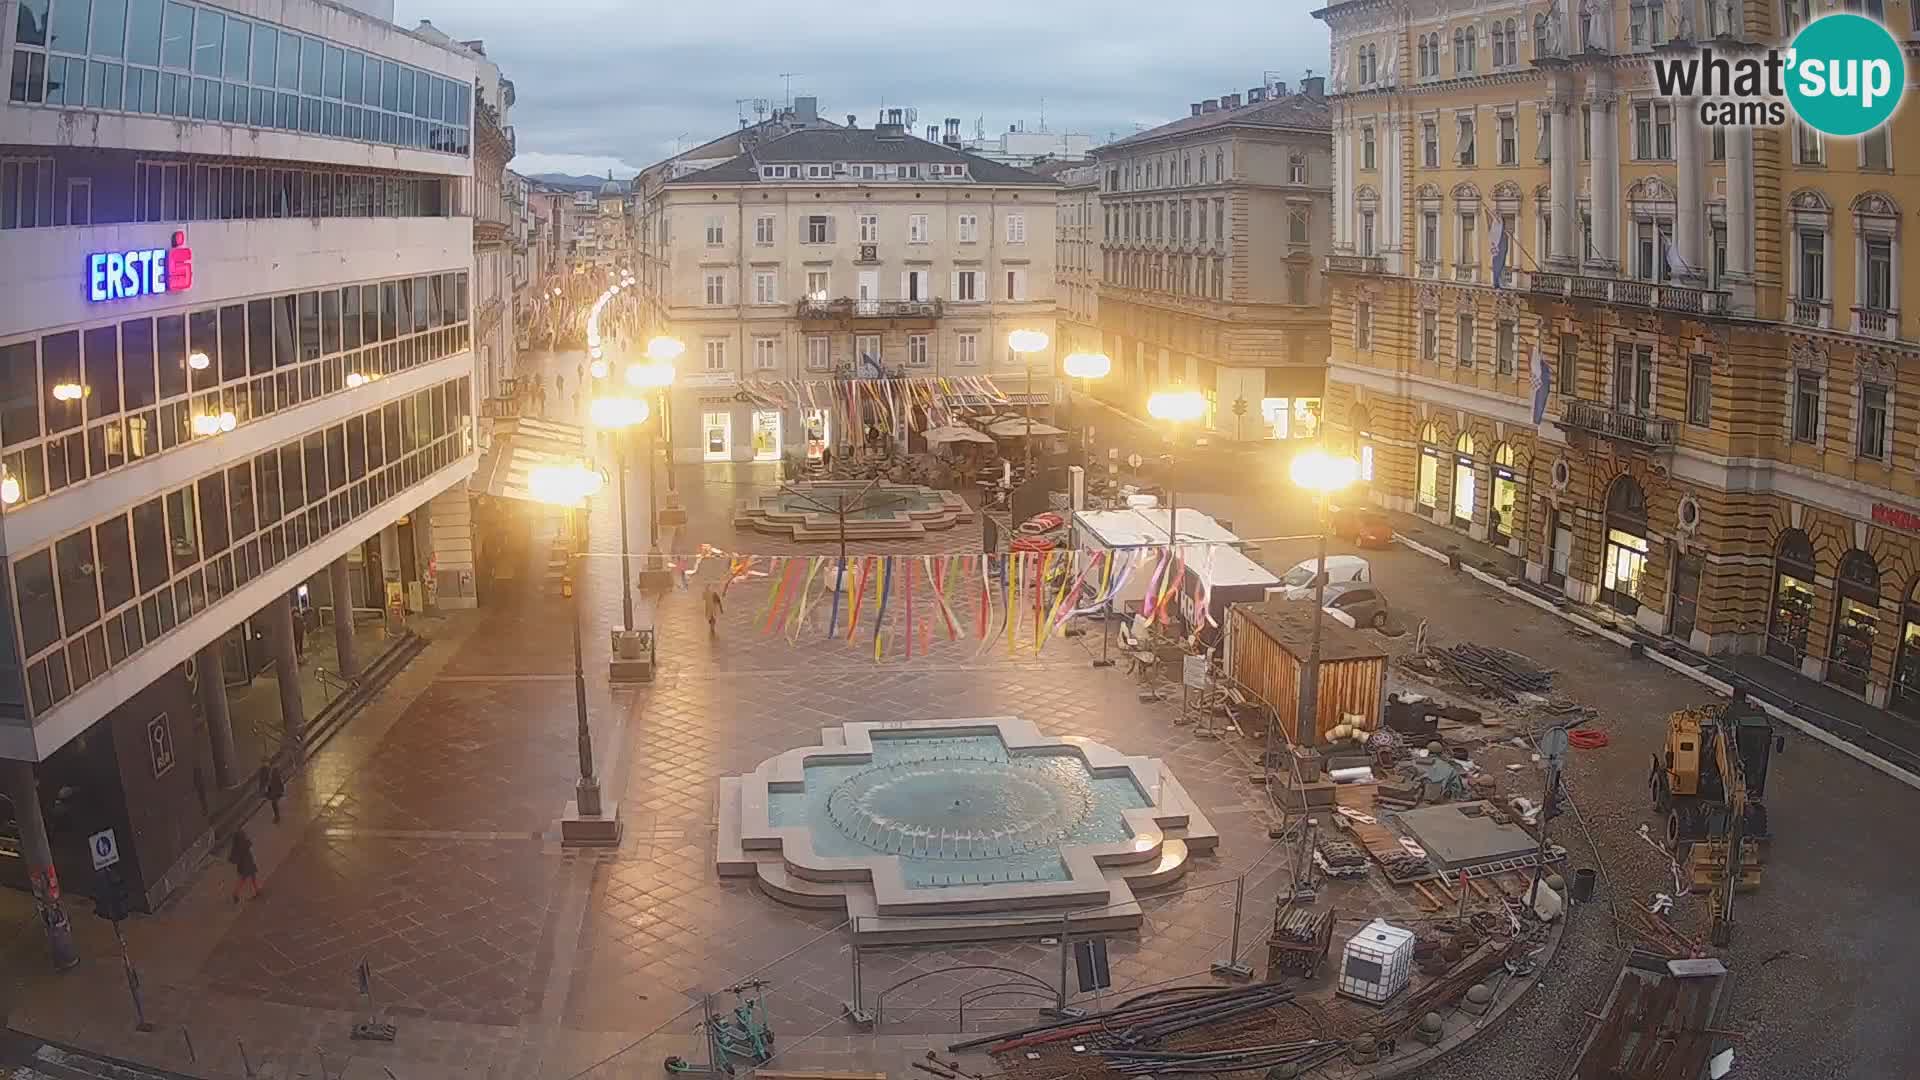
[{"left": 1559, "top": 398, "right": 1678, "bottom": 447}]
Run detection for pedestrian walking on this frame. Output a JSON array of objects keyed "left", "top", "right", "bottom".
[
  {"left": 229, "top": 828, "right": 261, "bottom": 902},
  {"left": 258, "top": 761, "right": 285, "bottom": 824},
  {"left": 703, "top": 584, "right": 724, "bottom": 636}
]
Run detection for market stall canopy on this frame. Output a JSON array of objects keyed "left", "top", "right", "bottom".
[
  {"left": 986, "top": 418, "right": 1066, "bottom": 438},
  {"left": 923, "top": 424, "right": 996, "bottom": 445},
  {"left": 470, "top": 416, "right": 592, "bottom": 504}
]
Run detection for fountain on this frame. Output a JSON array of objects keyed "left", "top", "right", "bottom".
[
  {"left": 732, "top": 480, "right": 973, "bottom": 541},
  {"left": 717, "top": 718, "right": 1218, "bottom": 942}
]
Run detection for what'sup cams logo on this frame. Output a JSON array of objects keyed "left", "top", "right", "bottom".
[{"left": 1651, "top": 13, "right": 1905, "bottom": 137}]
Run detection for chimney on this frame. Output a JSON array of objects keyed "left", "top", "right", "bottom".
[
  {"left": 1300, "top": 75, "right": 1324, "bottom": 98},
  {"left": 846, "top": 113, "right": 857, "bottom": 128},
  {"left": 1273, "top": 80, "right": 1289, "bottom": 96},
  {"left": 1201, "top": 99, "right": 1219, "bottom": 113},
  {"left": 876, "top": 108, "right": 907, "bottom": 139},
  {"left": 1247, "top": 87, "right": 1267, "bottom": 104},
  {"left": 1223, "top": 93, "right": 1242, "bottom": 109},
  {"left": 944, "top": 117, "right": 963, "bottom": 147},
  {"left": 927, "top": 125, "right": 939, "bottom": 142},
  {"left": 1191, "top": 103, "right": 1203, "bottom": 117},
  {"left": 794, "top": 95, "right": 817, "bottom": 122}
]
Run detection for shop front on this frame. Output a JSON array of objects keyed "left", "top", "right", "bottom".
[
  {"left": 1893, "top": 579, "right": 1920, "bottom": 719},
  {"left": 750, "top": 410, "right": 782, "bottom": 462},
  {"left": 1417, "top": 422, "right": 1441, "bottom": 513},
  {"left": 1827, "top": 549, "right": 1882, "bottom": 696},
  {"left": 1256, "top": 366, "right": 1324, "bottom": 442},
  {"left": 1490, "top": 444, "right": 1519, "bottom": 542},
  {"left": 1599, "top": 476, "right": 1649, "bottom": 616},
  {"left": 701, "top": 410, "right": 733, "bottom": 461},
  {"left": 803, "top": 409, "right": 831, "bottom": 462},
  {"left": 1450, "top": 433, "right": 1476, "bottom": 531},
  {"left": 1767, "top": 529, "right": 1817, "bottom": 666}
]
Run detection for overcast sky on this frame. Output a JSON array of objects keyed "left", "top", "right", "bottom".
[{"left": 400, "top": 0, "right": 1330, "bottom": 179}]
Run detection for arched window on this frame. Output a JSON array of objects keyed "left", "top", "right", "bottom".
[
  {"left": 1184, "top": 155, "right": 1193, "bottom": 185},
  {"left": 1466, "top": 27, "right": 1478, "bottom": 70},
  {"left": 1199, "top": 154, "right": 1209, "bottom": 184},
  {"left": 1350, "top": 406, "right": 1375, "bottom": 483},
  {"left": 1492, "top": 23, "right": 1506, "bottom": 65},
  {"left": 1418, "top": 422, "right": 1441, "bottom": 509},
  {"left": 1453, "top": 28, "right": 1466, "bottom": 71},
  {"left": 1215, "top": 150, "right": 1225, "bottom": 181},
  {"left": 1491, "top": 444, "right": 1519, "bottom": 539},
  {"left": 1768, "top": 529, "right": 1816, "bottom": 663},
  {"left": 1454, "top": 432, "right": 1475, "bottom": 456},
  {"left": 1534, "top": 13, "right": 1550, "bottom": 56},
  {"left": 1451, "top": 433, "right": 1477, "bottom": 528},
  {"left": 1830, "top": 549, "right": 1883, "bottom": 694},
  {"left": 1893, "top": 576, "right": 1920, "bottom": 717},
  {"left": 1601, "top": 475, "right": 1649, "bottom": 613}
]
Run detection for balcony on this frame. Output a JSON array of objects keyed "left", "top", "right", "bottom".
[
  {"left": 1558, "top": 398, "right": 1679, "bottom": 448},
  {"left": 796, "top": 297, "right": 943, "bottom": 326},
  {"left": 1326, "top": 253, "right": 1386, "bottom": 275},
  {"left": 1851, "top": 305, "right": 1899, "bottom": 340},
  {"left": 1791, "top": 298, "right": 1830, "bottom": 328},
  {"left": 1417, "top": 261, "right": 1441, "bottom": 280},
  {"left": 1452, "top": 263, "right": 1480, "bottom": 284},
  {"left": 1523, "top": 271, "right": 1731, "bottom": 317}
]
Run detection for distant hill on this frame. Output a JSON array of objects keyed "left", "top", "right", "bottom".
[{"left": 527, "top": 172, "right": 629, "bottom": 192}]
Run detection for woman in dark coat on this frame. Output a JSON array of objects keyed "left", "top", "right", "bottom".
[{"left": 230, "top": 828, "right": 261, "bottom": 902}]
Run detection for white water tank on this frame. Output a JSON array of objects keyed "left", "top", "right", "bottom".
[{"left": 1338, "top": 919, "right": 1415, "bottom": 1004}]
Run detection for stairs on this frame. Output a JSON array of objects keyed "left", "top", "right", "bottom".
[
  {"left": 302, "top": 628, "right": 429, "bottom": 755},
  {"left": 2, "top": 1043, "right": 196, "bottom": 1080}
]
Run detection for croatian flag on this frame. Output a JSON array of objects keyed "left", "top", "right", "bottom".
[
  {"left": 1530, "top": 345, "right": 1552, "bottom": 426},
  {"left": 1490, "top": 215, "right": 1510, "bottom": 289},
  {"left": 1662, "top": 234, "right": 1693, "bottom": 281}
]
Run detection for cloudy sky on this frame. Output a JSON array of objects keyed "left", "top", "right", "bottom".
[{"left": 402, "top": 0, "right": 1330, "bottom": 179}]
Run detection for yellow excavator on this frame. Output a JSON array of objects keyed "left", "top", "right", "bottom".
[{"left": 1649, "top": 690, "right": 1784, "bottom": 945}]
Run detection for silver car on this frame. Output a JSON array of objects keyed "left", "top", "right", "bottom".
[{"left": 1322, "top": 581, "right": 1390, "bottom": 629}]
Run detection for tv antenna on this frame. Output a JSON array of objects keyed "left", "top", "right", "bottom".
[{"left": 778, "top": 73, "right": 802, "bottom": 108}]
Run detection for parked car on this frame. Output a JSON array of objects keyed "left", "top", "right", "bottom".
[
  {"left": 1330, "top": 505, "right": 1396, "bottom": 549},
  {"left": 1322, "top": 581, "right": 1391, "bottom": 629},
  {"left": 1277, "top": 555, "right": 1372, "bottom": 600}
]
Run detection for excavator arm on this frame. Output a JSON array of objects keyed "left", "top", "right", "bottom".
[{"left": 1708, "top": 713, "right": 1750, "bottom": 947}]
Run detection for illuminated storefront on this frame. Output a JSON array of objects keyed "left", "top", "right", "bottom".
[
  {"left": 1490, "top": 444, "right": 1518, "bottom": 540},
  {"left": 1767, "top": 529, "right": 1816, "bottom": 665},
  {"left": 1600, "top": 476, "right": 1649, "bottom": 615},
  {"left": 1828, "top": 550, "right": 1882, "bottom": 695},
  {"left": 1450, "top": 433, "right": 1475, "bottom": 530}
]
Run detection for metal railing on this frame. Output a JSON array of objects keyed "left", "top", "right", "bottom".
[
  {"left": 795, "top": 297, "right": 944, "bottom": 320},
  {"left": 1559, "top": 398, "right": 1679, "bottom": 447},
  {"left": 1523, "top": 270, "right": 1731, "bottom": 316},
  {"left": 1325, "top": 253, "right": 1385, "bottom": 275}
]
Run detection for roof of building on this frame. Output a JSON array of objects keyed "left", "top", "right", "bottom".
[
  {"left": 666, "top": 126, "right": 1060, "bottom": 187},
  {"left": 1098, "top": 93, "right": 1329, "bottom": 154},
  {"left": 598, "top": 171, "right": 625, "bottom": 196}
]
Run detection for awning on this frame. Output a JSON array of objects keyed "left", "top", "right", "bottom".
[
  {"left": 923, "top": 424, "right": 995, "bottom": 445},
  {"left": 471, "top": 416, "right": 592, "bottom": 504}
]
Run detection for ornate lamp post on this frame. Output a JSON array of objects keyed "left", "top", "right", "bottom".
[
  {"left": 1287, "top": 448, "right": 1360, "bottom": 761},
  {"left": 588, "top": 394, "right": 649, "bottom": 633},
  {"left": 637, "top": 335, "right": 684, "bottom": 506},
  {"left": 1145, "top": 389, "right": 1207, "bottom": 562},
  {"left": 1007, "top": 329, "right": 1051, "bottom": 473},
  {"left": 1061, "top": 351, "right": 1111, "bottom": 460}
]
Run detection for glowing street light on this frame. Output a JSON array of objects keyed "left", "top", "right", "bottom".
[
  {"left": 1288, "top": 446, "right": 1362, "bottom": 765},
  {"left": 625, "top": 361, "right": 675, "bottom": 390},
  {"left": 527, "top": 459, "right": 614, "bottom": 836},
  {"left": 191, "top": 411, "right": 237, "bottom": 436},
  {"left": 1146, "top": 389, "right": 1207, "bottom": 424},
  {"left": 589, "top": 359, "right": 610, "bottom": 379},
  {"left": 1062, "top": 351, "right": 1111, "bottom": 380},
  {"left": 1289, "top": 448, "right": 1359, "bottom": 494},
  {"left": 50, "top": 383, "right": 86, "bottom": 402},
  {"left": 527, "top": 461, "right": 604, "bottom": 508},
  {"left": 1007, "top": 330, "right": 1051, "bottom": 469},
  {"left": 644, "top": 336, "right": 685, "bottom": 362},
  {"left": 1, "top": 473, "right": 20, "bottom": 506},
  {"left": 588, "top": 395, "right": 650, "bottom": 429},
  {"left": 187, "top": 351, "right": 211, "bottom": 371}
]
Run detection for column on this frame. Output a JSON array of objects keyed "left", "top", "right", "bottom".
[
  {"left": 197, "top": 641, "right": 240, "bottom": 789},
  {"left": 328, "top": 556, "right": 358, "bottom": 679},
  {"left": 1726, "top": 125, "right": 1755, "bottom": 279},
  {"left": 1548, "top": 78, "right": 1578, "bottom": 266},
  {"left": 264, "top": 595, "right": 306, "bottom": 751},
  {"left": 1589, "top": 83, "right": 1619, "bottom": 270},
  {"left": 1675, "top": 99, "right": 1705, "bottom": 281},
  {"left": 0, "top": 760, "right": 78, "bottom": 969}
]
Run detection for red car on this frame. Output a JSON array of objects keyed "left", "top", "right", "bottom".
[{"left": 1330, "top": 504, "right": 1395, "bottom": 549}]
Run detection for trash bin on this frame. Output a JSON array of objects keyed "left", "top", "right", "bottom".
[{"left": 1571, "top": 867, "right": 1597, "bottom": 903}]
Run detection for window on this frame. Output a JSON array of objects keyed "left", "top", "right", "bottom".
[
  {"left": 754, "top": 213, "right": 775, "bottom": 245},
  {"left": 957, "top": 213, "right": 977, "bottom": 242},
  {"left": 1006, "top": 214, "right": 1027, "bottom": 243},
  {"left": 1422, "top": 211, "right": 1439, "bottom": 262},
  {"left": 955, "top": 332, "right": 979, "bottom": 366},
  {"left": 1581, "top": 106, "right": 1593, "bottom": 160},
  {"left": 908, "top": 213, "right": 928, "bottom": 243},
  {"left": 907, "top": 334, "right": 929, "bottom": 367},
  {"left": 1712, "top": 125, "right": 1727, "bottom": 162},
  {"left": 703, "top": 272, "right": 725, "bottom": 306},
  {"left": 1457, "top": 116, "right": 1476, "bottom": 164},
  {"left": 1361, "top": 126, "right": 1376, "bottom": 170},
  {"left": 858, "top": 213, "right": 878, "bottom": 243},
  {"left": 805, "top": 335, "right": 831, "bottom": 371},
  {"left": 1798, "top": 228, "right": 1827, "bottom": 300},
  {"left": 704, "top": 215, "right": 724, "bottom": 246},
  {"left": 955, "top": 270, "right": 980, "bottom": 301},
  {"left": 1712, "top": 224, "right": 1728, "bottom": 286},
  {"left": 806, "top": 270, "right": 829, "bottom": 299},
  {"left": 1863, "top": 128, "right": 1890, "bottom": 170},
  {"left": 1288, "top": 152, "right": 1306, "bottom": 183},
  {"left": 1288, "top": 264, "right": 1309, "bottom": 302},
  {"left": 1498, "top": 115, "right": 1517, "bottom": 164},
  {"left": 1496, "top": 320, "right": 1516, "bottom": 373},
  {"left": 1557, "top": 333, "right": 1579, "bottom": 392},
  {"left": 1687, "top": 356, "right": 1712, "bottom": 426},
  {"left": 1457, "top": 313, "right": 1476, "bottom": 366},
  {"left": 1360, "top": 211, "right": 1376, "bottom": 256},
  {"left": 1795, "top": 121, "right": 1823, "bottom": 165},
  {"left": 752, "top": 271, "right": 777, "bottom": 305},
  {"left": 1215, "top": 200, "right": 1224, "bottom": 243},
  {"left": 703, "top": 339, "right": 727, "bottom": 372},
  {"left": 806, "top": 164, "right": 830, "bottom": 179},
  {"left": 753, "top": 338, "right": 777, "bottom": 371},
  {"left": 1864, "top": 236, "right": 1894, "bottom": 310},
  {"left": 1355, "top": 301, "right": 1373, "bottom": 349},
  {"left": 1614, "top": 343, "right": 1655, "bottom": 415},
  {"left": 1793, "top": 371, "right": 1822, "bottom": 442},
  {"left": 1860, "top": 383, "right": 1890, "bottom": 459},
  {"left": 1005, "top": 268, "right": 1027, "bottom": 300},
  {"left": 1289, "top": 207, "right": 1309, "bottom": 245},
  {"left": 1458, "top": 213, "right": 1477, "bottom": 268},
  {"left": 1422, "top": 121, "right": 1438, "bottom": 167},
  {"left": 1421, "top": 310, "right": 1439, "bottom": 361},
  {"left": 805, "top": 214, "right": 830, "bottom": 243},
  {"left": 1534, "top": 13, "right": 1550, "bottom": 56}
]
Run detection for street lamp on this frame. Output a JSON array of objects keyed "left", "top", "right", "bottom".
[
  {"left": 1146, "top": 389, "right": 1207, "bottom": 602},
  {"left": 1008, "top": 329, "right": 1050, "bottom": 472},
  {"left": 643, "top": 336, "right": 686, "bottom": 502},
  {"left": 1288, "top": 447, "right": 1359, "bottom": 762},
  {"left": 588, "top": 395, "right": 650, "bottom": 633},
  {"left": 526, "top": 462, "right": 615, "bottom": 831},
  {"left": 1061, "top": 351, "right": 1110, "bottom": 459}
]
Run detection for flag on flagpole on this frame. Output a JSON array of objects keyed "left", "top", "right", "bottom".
[
  {"left": 1662, "top": 233, "right": 1693, "bottom": 281},
  {"left": 1490, "top": 214, "right": 1510, "bottom": 289},
  {"left": 1529, "top": 345, "right": 1552, "bottom": 426}
]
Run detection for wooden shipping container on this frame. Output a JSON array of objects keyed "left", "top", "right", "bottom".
[{"left": 1226, "top": 599, "right": 1388, "bottom": 747}]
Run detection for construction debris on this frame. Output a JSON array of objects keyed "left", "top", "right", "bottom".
[{"left": 1409, "top": 643, "right": 1556, "bottom": 701}]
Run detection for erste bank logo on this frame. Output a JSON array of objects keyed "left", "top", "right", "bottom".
[{"left": 1650, "top": 13, "right": 1905, "bottom": 137}]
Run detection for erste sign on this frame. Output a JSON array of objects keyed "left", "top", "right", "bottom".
[{"left": 87, "top": 232, "right": 193, "bottom": 304}]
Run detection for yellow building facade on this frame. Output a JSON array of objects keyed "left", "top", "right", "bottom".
[{"left": 1315, "top": 0, "right": 1920, "bottom": 715}]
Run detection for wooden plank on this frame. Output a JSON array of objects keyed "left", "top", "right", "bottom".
[{"left": 756, "top": 1072, "right": 890, "bottom": 1080}]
